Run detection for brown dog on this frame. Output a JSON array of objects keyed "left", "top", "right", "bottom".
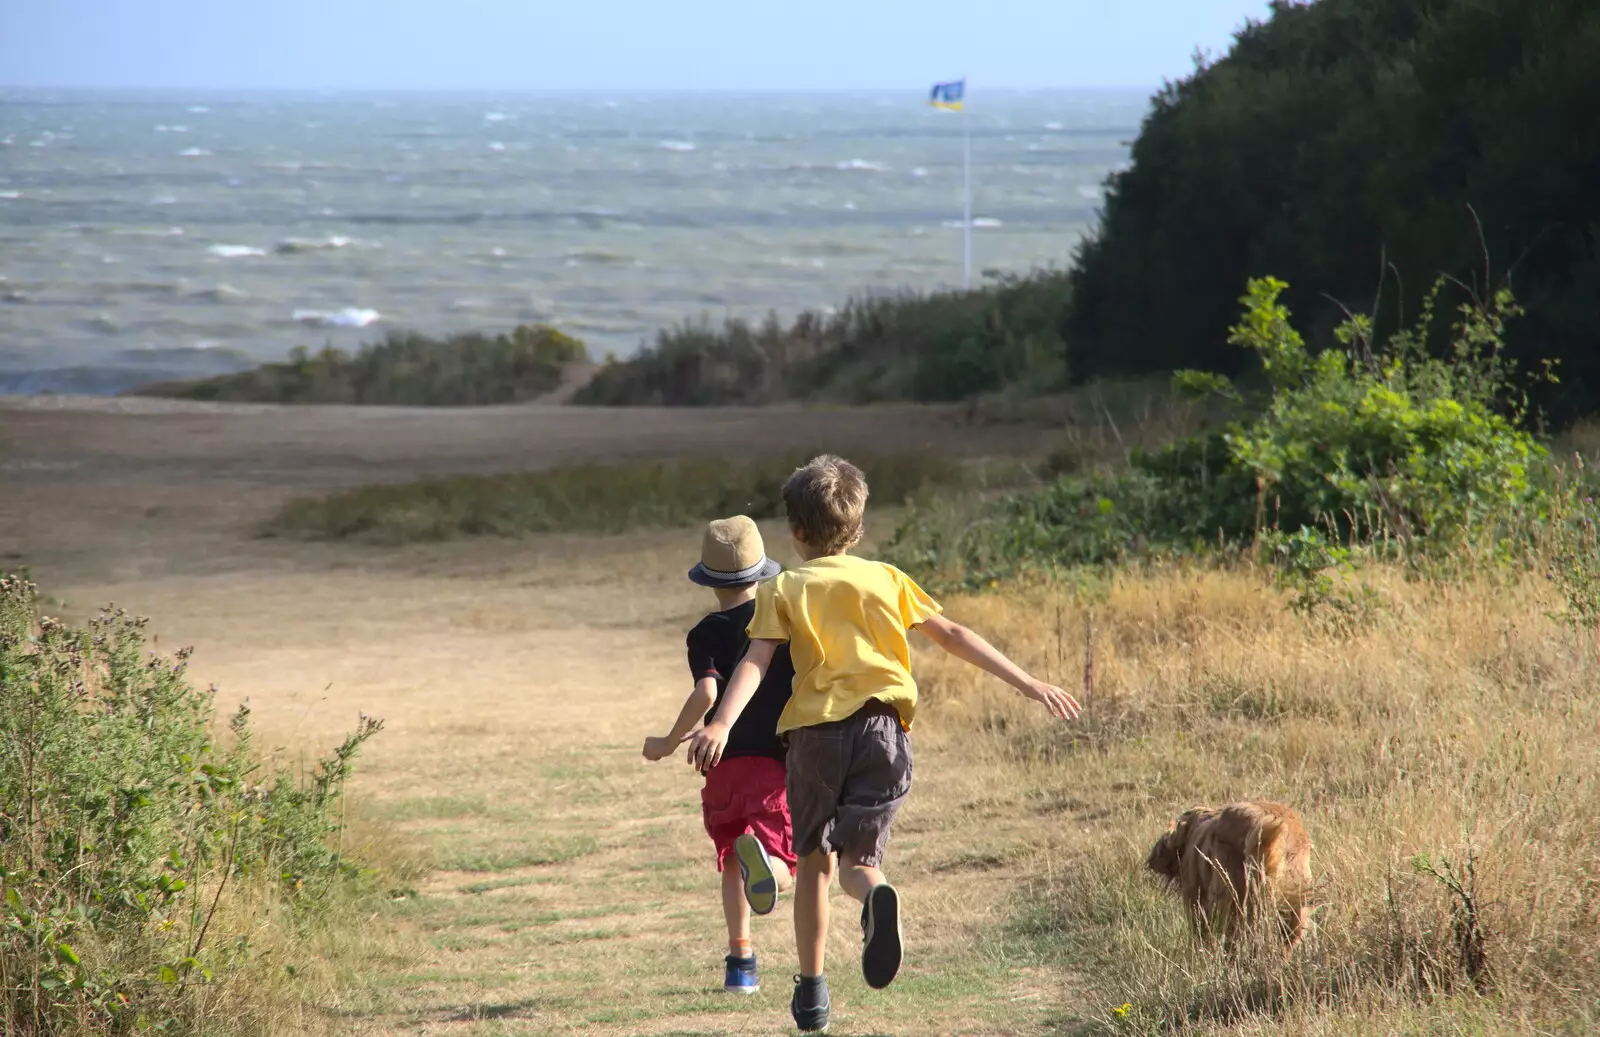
[{"left": 1146, "top": 800, "right": 1313, "bottom": 951}]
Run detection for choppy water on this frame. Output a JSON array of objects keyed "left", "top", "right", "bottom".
[{"left": 0, "top": 89, "right": 1145, "bottom": 394}]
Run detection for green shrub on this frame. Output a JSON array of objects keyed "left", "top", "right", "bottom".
[
  {"left": 130, "top": 324, "right": 589, "bottom": 406},
  {"left": 266, "top": 452, "right": 966, "bottom": 544},
  {"left": 0, "top": 574, "right": 381, "bottom": 1035},
  {"left": 1207, "top": 277, "right": 1549, "bottom": 544},
  {"left": 888, "top": 275, "right": 1556, "bottom": 587},
  {"left": 573, "top": 270, "right": 1072, "bottom": 407}
]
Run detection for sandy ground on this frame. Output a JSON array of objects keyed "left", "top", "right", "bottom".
[{"left": 0, "top": 396, "right": 1070, "bottom": 1036}]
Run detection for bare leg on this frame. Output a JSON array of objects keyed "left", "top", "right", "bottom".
[
  {"left": 722, "top": 865, "right": 751, "bottom": 949},
  {"left": 774, "top": 860, "right": 794, "bottom": 894},
  {"left": 794, "top": 849, "right": 834, "bottom": 976},
  {"left": 837, "top": 854, "right": 884, "bottom": 903}
]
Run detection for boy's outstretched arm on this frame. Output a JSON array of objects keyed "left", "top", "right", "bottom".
[
  {"left": 642, "top": 678, "right": 717, "bottom": 761},
  {"left": 915, "top": 614, "right": 1082, "bottom": 721},
  {"left": 685, "top": 638, "right": 780, "bottom": 773}
]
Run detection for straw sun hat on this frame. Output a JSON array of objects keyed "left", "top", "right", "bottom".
[{"left": 688, "top": 516, "right": 782, "bottom": 588}]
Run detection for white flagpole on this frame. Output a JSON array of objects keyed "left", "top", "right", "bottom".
[{"left": 962, "top": 76, "right": 972, "bottom": 290}]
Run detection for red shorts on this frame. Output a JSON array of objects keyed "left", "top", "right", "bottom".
[{"left": 701, "top": 755, "right": 796, "bottom": 872}]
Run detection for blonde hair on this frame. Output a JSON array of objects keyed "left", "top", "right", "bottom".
[{"left": 783, "top": 454, "right": 868, "bottom": 553}]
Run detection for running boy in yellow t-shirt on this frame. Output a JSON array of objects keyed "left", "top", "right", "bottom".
[{"left": 686, "top": 454, "right": 1081, "bottom": 1033}]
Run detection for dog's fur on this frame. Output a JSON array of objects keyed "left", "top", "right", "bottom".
[{"left": 1146, "top": 800, "right": 1313, "bottom": 952}]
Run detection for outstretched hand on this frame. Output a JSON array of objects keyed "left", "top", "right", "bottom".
[
  {"left": 641, "top": 735, "right": 680, "bottom": 762},
  {"left": 1023, "top": 680, "right": 1082, "bottom": 721},
  {"left": 685, "top": 722, "right": 730, "bottom": 775}
]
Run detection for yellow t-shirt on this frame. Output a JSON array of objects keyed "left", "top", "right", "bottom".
[{"left": 747, "top": 554, "right": 942, "bottom": 733}]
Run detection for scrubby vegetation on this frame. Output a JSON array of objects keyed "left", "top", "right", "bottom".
[
  {"left": 890, "top": 268, "right": 1600, "bottom": 1031},
  {"left": 131, "top": 325, "right": 589, "bottom": 406},
  {"left": 1068, "top": 0, "right": 1600, "bottom": 421},
  {"left": 0, "top": 574, "right": 383, "bottom": 1036},
  {"left": 265, "top": 452, "right": 969, "bottom": 544},
  {"left": 916, "top": 565, "right": 1600, "bottom": 1035},
  {"left": 573, "top": 271, "right": 1072, "bottom": 406},
  {"left": 886, "top": 276, "right": 1592, "bottom": 590}
]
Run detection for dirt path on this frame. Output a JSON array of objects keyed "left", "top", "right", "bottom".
[{"left": 0, "top": 398, "right": 1073, "bottom": 1036}]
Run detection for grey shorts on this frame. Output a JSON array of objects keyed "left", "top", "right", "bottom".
[{"left": 785, "top": 700, "right": 913, "bottom": 867}]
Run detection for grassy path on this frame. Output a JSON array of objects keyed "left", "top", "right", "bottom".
[{"left": 43, "top": 531, "right": 1077, "bottom": 1037}]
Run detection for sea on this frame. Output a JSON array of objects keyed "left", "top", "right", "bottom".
[{"left": 0, "top": 89, "right": 1148, "bottom": 395}]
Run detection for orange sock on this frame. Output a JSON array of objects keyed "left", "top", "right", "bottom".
[{"left": 729, "top": 938, "right": 752, "bottom": 958}]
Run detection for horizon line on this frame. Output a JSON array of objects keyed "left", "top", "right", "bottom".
[{"left": 0, "top": 83, "right": 1162, "bottom": 95}]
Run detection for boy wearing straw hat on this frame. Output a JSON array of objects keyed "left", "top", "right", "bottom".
[
  {"left": 686, "top": 456, "right": 1082, "bottom": 1033},
  {"left": 642, "top": 515, "right": 798, "bottom": 995}
]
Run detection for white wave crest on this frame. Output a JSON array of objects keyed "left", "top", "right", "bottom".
[
  {"left": 484, "top": 111, "right": 509, "bottom": 122},
  {"left": 836, "top": 159, "right": 889, "bottom": 172},
  {"left": 659, "top": 140, "right": 696, "bottom": 152},
  {"left": 178, "top": 147, "right": 211, "bottom": 158},
  {"left": 292, "top": 307, "right": 380, "bottom": 329},
  {"left": 207, "top": 244, "right": 266, "bottom": 259}
]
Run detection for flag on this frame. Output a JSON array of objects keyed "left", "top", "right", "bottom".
[{"left": 929, "top": 79, "right": 965, "bottom": 111}]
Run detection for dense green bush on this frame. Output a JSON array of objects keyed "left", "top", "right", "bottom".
[
  {"left": 0, "top": 575, "right": 381, "bottom": 1035},
  {"left": 266, "top": 452, "right": 966, "bottom": 544},
  {"left": 1066, "top": 0, "right": 1600, "bottom": 422},
  {"left": 131, "top": 325, "right": 589, "bottom": 406},
  {"left": 1180, "top": 276, "right": 1548, "bottom": 542},
  {"left": 573, "top": 271, "right": 1072, "bottom": 406},
  {"left": 886, "top": 276, "right": 1560, "bottom": 587}
]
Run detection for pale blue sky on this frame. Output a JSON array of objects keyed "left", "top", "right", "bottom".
[{"left": 1, "top": 0, "right": 1273, "bottom": 91}]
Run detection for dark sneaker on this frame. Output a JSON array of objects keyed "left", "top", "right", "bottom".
[
  {"left": 860, "top": 884, "right": 902, "bottom": 989},
  {"left": 734, "top": 832, "right": 779, "bottom": 916},
  {"left": 723, "top": 954, "right": 759, "bottom": 994},
  {"left": 791, "top": 973, "right": 830, "bottom": 1032}
]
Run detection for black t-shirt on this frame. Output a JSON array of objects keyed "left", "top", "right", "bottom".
[{"left": 686, "top": 600, "right": 795, "bottom": 761}]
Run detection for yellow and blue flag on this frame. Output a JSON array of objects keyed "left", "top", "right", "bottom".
[{"left": 929, "top": 79, "right": 965, "bottom": 111}]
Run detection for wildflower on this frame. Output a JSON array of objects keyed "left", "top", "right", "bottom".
[{"left": 1114, "top": 1003, "right": 1132, "bottom": 1018}]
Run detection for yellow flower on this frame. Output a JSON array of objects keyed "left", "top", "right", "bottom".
[{"left": 1114, "top": 1003, "right": 1132, "bottom": 1018}]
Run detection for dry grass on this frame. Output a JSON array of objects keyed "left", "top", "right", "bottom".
[
  {"left": 34, "top": 537, "right": 1596, "bottom": 1036},
  {"left": 8, "top": 396, "right": 1597, "bottom": 1034},
  {"left": 912, "top": 564, "right": 1600, "bottom": 1035}
]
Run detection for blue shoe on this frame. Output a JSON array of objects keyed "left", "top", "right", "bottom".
[
  {"left": 723, "top": 953, "right": 759, "bottom": 994},
  {"left": 734, "top": 833, "right": 779, "bottom": 916}
]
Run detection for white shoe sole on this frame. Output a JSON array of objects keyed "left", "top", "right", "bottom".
[{"left": 733, "top": 833, "right": 778, "bottom": 916}]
